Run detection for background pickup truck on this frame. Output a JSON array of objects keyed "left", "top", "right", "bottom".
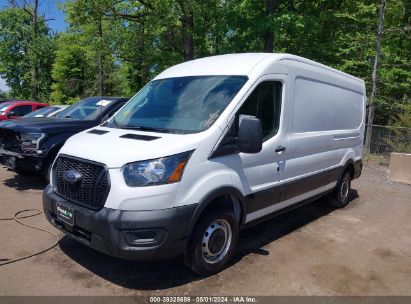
[{"left": 0, "top": 96, "right": 128, "bottom": 180}]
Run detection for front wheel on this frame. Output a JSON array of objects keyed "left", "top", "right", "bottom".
[
  {"left": 41, "top": 159, "right": 53, "bottom": 184},
  {"left": 330, "top": 172, "right": 352, "bottom": 208},
  {"left": 184, "top": 209, "right": 239, "bottom": 276}
]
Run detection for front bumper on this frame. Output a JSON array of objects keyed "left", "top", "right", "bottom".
[
  {"left": 0, "top": 148, "right": 45, "bottom": 173},
  {"left": 43, "top": 185, "right": 197, "bottom": 261}
]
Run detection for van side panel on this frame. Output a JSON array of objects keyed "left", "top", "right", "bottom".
[
  {"left": 281, "top": 60, "right": 365, "bottom": 187},
  {"left": 293, "top": 77, "right": 363, "bottom": 132},
  {"left": 242, "top": 60, "right": 365, "bottom": 222},
  {"left": 237, "top": 59, "right": 365, "bottom": 223}
]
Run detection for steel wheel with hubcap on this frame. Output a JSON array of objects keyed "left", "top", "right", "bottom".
[
  {"left": 184, "top": 208, "right": 238, "bottom": 276},
  {"left": 330, "top": 171, "right": 352, "bottom": 208},
  {"left": 201, "top": 219, "right": 232, "bottom": 264}
]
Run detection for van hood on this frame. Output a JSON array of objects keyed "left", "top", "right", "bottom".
[
  {"left": 59, "top": 126, "right": 209, "bottom": 168},
  {"left": 0, "top": 117, "right": 95, "bottom": 134}
]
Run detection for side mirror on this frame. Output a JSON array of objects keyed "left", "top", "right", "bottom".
[
  {"left": 236, "top": 115, "right": 262, "bottom": 154},
  {"left": 6, "top": 111, "right": 15, "bottom": 117}
]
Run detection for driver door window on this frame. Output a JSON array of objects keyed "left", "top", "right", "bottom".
[{"left": 238, "top": 81, "right": 282, "bottom": 141}]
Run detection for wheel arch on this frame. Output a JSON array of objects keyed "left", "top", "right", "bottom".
[
  {"left": 185, "top": 186, "right": 247, "bottom": 237},
  {"left": 42, "top": 141, "right": 64, "bottom": 169},
  {"left": 333, "top": 159, "right": 355, "bottom": 190},
  {"left": 342, "top": 159, "right": 355, "bottom": 180},
  {"left": 41, "top": 133, "right": 75, "bottom": 169}
]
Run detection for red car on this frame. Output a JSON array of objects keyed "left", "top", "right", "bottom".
[{"left": 0, "top": 101, "right": 49, "bottom": 121}]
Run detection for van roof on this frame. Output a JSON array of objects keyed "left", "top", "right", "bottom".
[{"left": 155, "top": 53, "right": 364, "bottom": 84}]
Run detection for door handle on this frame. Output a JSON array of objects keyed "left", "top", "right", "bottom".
[{"left": 275, "top": 145, "right": 286, "bottom": 153}]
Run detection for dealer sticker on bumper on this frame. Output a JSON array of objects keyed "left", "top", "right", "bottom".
[{"left": 56, "top": 203, "right": 74, "bottom": 226}]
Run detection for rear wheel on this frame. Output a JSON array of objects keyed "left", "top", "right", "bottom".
[
  {"left": 184, "top": 208, "right": 239, "bottom": 276},
  {"left": 330, "top": 171, "right": 351, "bottom": 208}
]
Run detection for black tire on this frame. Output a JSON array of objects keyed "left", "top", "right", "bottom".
[
  {"left": 14, "top": 168, "right": 34, "bottom": 176},
  {"left": 41, "top": 159, "right": 53, "bottom": 184},
  {"left": 330, "top": 171, "right": 352, "bottom": 208},
  {"left": 184, "top": 208, "right": 239, "bottom": 276},
  {"left": 41, "top": 149, "right": 60, "bottom": 184}
]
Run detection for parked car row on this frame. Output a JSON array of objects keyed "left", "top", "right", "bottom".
[
  {"left": 0, "top": 101, "right": 49, "bottom": 120},
  {"left": 0, "top": 97, "right": 129, "bottom": 180},
  {"left": 0, "top": 100, "right": 70, "bottom": 120},
  {"left": 23, "top": 105, "right": 69, "bottom": 118},
  {"left": 0, "top": 54, "right": 365, "bottom": 276}
]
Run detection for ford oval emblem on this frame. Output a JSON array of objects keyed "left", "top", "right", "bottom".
[{"left": 63, "top": 169, "right": 83, "bottom": 184}]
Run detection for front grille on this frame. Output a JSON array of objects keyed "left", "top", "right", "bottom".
[
  {"left": 54, "top": 155, "right": 110, "bottom": 210},
  {"left": 0, "top": 128, "right": 21, "bottom": 152}
]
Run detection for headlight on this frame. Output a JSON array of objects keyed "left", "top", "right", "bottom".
[
  {"left": 20, "top": 132, "right": 45, "bottom": 151},
  {"left": 122, "top": 151, "right": 193, "bottom": 187}
]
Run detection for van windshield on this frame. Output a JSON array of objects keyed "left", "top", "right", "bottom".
[{"left": 109, "top": 76, "right": 248, "bottom": 133}]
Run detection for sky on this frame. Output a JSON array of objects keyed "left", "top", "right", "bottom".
[
  {"left": 0, "top": 0, "right": 68, "bottom": 91},
  {"left": 0, "top": 77, "right": 7, "bottom": 92},
  {"left": 0, "top": 0, "right": 67, "bottom": 32}
]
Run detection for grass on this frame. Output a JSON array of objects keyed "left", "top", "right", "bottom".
[{"left": 363, "top": 153, "right": 390, "bottom": 167}]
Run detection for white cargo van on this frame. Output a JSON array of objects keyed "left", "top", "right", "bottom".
[{"left": 43, "top": 53, "right": 365, "bottom": 275}]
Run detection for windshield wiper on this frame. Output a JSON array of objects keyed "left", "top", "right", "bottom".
[
  {"left": 65, "top": 115, "right": 80, "bottom": 119},
  {"left": 121, "top": 125, "right": 170, "bottom": 133},
  {"left": 110, "top": 116, "right": 119, "bottom": 128}
]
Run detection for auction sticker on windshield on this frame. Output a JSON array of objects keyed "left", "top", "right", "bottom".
[{"left": 96, "top": 100, "right": 112, "bottom": 107}]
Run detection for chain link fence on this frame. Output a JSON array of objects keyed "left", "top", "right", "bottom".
[{"left": 367, "top": 124, "right": 411, "bottom": 158}]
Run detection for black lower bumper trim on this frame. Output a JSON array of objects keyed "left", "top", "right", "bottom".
[
  {"left": 43, "top": 185, "right": 197, "bottom": 261},
  {"left": 0, "top": 152, "right": 44, "bottom": 173}
]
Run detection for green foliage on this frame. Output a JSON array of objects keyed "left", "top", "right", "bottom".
[
  {"left": 0, "top": 89, "right": 7, "bottom": 98},
  {"left": 50, "top": 34, "right": 94, "bottom": 104},
  {"left": 0, "top": 7, "right": 55, "bottom": 101},
  {"left": 51, "top": 0, "right": 130, "bottom": 101},
  {"left": 394, "top": 103, "right": 411, "bottom": 129},
  {"left": 0, "top": 0, "right": 410, "bottom": 122},
  {"left": 386, "top": 103, "right": 411, "bottom": 153},
  {"left": 0, "top": 8, "right": 31, "bottom": 99},
  {"left": 376, "top": 0, "right": 411, "bottom": 125}
]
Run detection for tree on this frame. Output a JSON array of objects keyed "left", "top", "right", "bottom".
[
  {"left": 50, "top": 34, "right": 94, "bottom": 104},
  {"left": 0, "top": 89, "right": 7, "bottom": 99},
  {"left": 58, "top": 0, "right": 129, "bottom": 98},
  {"left": 0, "top": 6, "right": 55, "bottom": 101},
  {"left": 2, "top": 0, "right": 409, "bottom": 119},
  {"left": 8, "top": 0, "right": 56, "bottom": 100},
  {"left": 365, "top": 0, "right": 387, "bottom": 154},
  {"left": 64, "top": 0, "right": 110, "bottom": 96},
  {"left": 375, "top": 0, "right": 411, "bottom": 125},
  {"left": 264, "top": 0, "right": 276, "bottom": 52}
]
